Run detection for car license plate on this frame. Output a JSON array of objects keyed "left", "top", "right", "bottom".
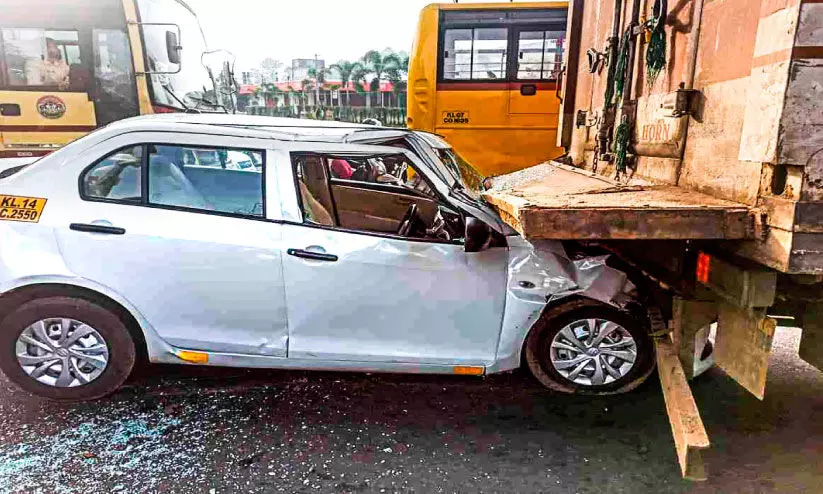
[{"left": 0, "top": 195, "right": 47, "bottom": 223}]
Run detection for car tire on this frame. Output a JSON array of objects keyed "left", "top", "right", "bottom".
[
  {"left": 524, "top": 299, "right": 655, "bottom": 395},
  {"left": 0, "top": 296, "right": 136, "bottom": 401}
]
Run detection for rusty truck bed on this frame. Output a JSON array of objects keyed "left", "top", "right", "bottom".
[{"left": 482, "top": 162, "right": 754, "bottom": 240}]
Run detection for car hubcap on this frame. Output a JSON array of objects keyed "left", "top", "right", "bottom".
[
  {"left": 549, "top": 318, "right": 637, "bottom": 387},
  {"left": 15, "top": 318, "right": 109, "bottom": 387}
]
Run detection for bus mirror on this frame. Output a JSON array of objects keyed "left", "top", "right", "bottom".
[{"left": 166, "top": 30, "right": 181, "bottom": 65}]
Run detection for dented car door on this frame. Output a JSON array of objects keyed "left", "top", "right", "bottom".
[{"left": 274, "top": 142, "right": 509, "bottom": 365}]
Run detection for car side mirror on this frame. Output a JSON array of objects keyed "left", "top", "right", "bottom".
[
  {"left": 166, "top": 30, "right": 182, "bottom": 65},
  {"left": 465, "top": 217, "right": 491, "bottom": 253}
]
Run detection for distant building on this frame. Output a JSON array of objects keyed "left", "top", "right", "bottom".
[
  {"left": 288, "top": 58, "right": 325, "bottom": 82},
  {"left": 240, "top": 69, "right": 262, "bottom": 85}
]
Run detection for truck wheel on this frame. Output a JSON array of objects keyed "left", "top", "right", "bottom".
[
  {"left": 0, "top": 296, "right": 136, "bottom": 401},
  {"left": 525, "top": 299, "right": 655, "bottom": 395}
]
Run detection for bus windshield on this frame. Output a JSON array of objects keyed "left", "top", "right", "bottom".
[{"left": 136, "top": 0, "right": 215, "bottom": 111}]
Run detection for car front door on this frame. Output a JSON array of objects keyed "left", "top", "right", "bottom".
[
  {"left": 275, "top": 143, "right": 508, "bottom": 366},
  {"left": 55, "top": 132, "right": 289, "bottom": 357}
]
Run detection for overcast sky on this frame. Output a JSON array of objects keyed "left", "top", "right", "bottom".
[
  {"left": 186, "top": 0, "right": 550, "bottom": 71},
  {"left": 187, "top": 0, "right": 433, "bottom": 71}
]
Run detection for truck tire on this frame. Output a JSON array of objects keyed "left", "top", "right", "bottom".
[
  {"left": 525, "top": 299, "right": 655, "bottom": 395},
  {"left": 0, "top": 296, "right": 136, "bottom": 401}
]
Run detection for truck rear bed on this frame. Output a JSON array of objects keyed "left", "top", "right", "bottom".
[{"left": 483, "top": 162, "right": 754, "bottom": 240}]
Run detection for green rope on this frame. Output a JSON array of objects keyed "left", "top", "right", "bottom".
[
  {"left": 646, "top": 0, "right": 668, "bottom": 87},
  {"left": 603, "top": 37, "right": 619, "bottom": 108},
  {"left": 613, "top": 117, "right": 630, "bottom": 175},
  {"left": 613, "top": 28, "right": 633, "bottom": 102}
]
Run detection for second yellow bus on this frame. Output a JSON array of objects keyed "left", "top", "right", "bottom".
[{"left": 407, "top": 2, "right": 568, "bottom": 177}]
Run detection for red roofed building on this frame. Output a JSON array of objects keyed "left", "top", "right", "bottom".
[{"left": 237, "top": 79, "right": 405, "bottom": 112}]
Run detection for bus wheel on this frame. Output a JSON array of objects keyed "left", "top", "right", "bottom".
[
  {"left": 0, "top": 297, "right": 136, "bottom": 401},
  {"left": 524, "top": 299, "right": 655, "bottom": 395}
]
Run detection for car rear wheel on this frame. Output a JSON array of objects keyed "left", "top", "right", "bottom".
[
  {"left": 525, "top": 299, "right": 655, "bottom": 395},
  {"left": 0, "top": 296, "right": 136, "bottom": 401}
]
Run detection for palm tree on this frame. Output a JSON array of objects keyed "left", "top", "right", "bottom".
[
  {"left": 257, "top": 82, "right": 282, "bottom": 108},
  {"left": 306, "top": 66, "right": 327, "bottom": 107},
  {"left": 329, "top": 60, "right": 363, "bottom": 107},
  {"left": 300, "top": 79, "right": 314, "bottom": 112},
  {"left": 361, "top": 49, "right": 403, "bottom": 107},
  {"left": 385, "top": 52, "right": 409, "bottom": 107},
  {"left": 328, "top": 84, "right": 341, "bottom": 107},
  {"left": 350, "top": 64, "right": 370, "bottom": 109}
]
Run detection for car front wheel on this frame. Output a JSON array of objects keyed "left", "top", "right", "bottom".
[
  {"left": 525, "top": 299, "right": 655, "bottom": 395},
  {"left": 0, "top": 296, "right": 136, "bottom": 401}
]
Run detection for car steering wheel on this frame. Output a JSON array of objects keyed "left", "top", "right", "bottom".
[{"left": 397, "top": 203, "right": 419, "bottom": 236}]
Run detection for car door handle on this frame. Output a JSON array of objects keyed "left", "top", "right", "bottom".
[
  {"left": 287, "top": 248, "right": 338, "bottom": 262},
  {"left": 70, "top": 223, "right": 126, "bottom": 235}
]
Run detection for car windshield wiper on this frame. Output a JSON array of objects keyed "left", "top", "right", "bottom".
[
  {"left": 187, "top": 93, "right": 228, "bottom": 113},
  {"left": 161, "top": 84, "right": 198, "bottom": 113}
]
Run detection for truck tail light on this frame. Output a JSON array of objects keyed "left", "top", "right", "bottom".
[{"left": 696, "top": 252, "right": 711, "bottom": 283}]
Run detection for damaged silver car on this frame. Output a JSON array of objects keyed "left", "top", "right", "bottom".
[{"left": 0, "top": 114, "right": 667, "bottom": 400}]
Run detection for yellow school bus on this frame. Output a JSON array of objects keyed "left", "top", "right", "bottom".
[
  {"left": 407, "top": 2, "right": 568, "bottom": 177},
  {"left": 0, "top": 0, "right": 220, "bottom": 160}
]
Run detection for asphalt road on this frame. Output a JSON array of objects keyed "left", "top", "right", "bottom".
[{"left": 0, "top": 326, "right": 821, "bottom": 493}]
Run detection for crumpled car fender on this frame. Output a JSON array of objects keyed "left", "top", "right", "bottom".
[{"left": 489, "top": 236, "right": 638, "bottom": 373}]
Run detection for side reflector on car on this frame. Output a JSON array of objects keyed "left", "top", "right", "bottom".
[
  {"left": 176, "top": 350, "right": 209, "bottom": 364},
  {"left": 453, "top": 366, "right": 485, "bottom": 376}
]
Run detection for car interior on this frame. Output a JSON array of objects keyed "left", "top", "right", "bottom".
[{"left": 295, "top": 153, "right": 465, "bottom": 241}]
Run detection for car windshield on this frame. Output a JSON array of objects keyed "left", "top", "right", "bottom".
[
  {"left": 436, "top": 147, "right": 484, "bottom": 197},
  {"left": 412, "top": 132, "right": 485, "bottom": 197}
]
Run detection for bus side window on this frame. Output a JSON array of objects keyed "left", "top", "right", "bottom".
[
  {"left": 442, "top": 29, "right": 473, "bottom": 80},
  {"left": 441, "top": 28, "right": 508, "bottom": 81},
  {"left": 516, "top": 31, "right": 564, "bottom": 81},
  {"left": 1, "top": 29, "right": 83, "bottom": 90}
]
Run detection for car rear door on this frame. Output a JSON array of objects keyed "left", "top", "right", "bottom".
[{"left": 55, "top": 132, "right": 289, "bottom": 358}]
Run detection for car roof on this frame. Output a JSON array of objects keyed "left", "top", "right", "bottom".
[{"left": 97, "top": 113, "right": 433, "bottom": 144}]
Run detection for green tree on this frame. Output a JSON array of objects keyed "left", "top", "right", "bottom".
[
  {"left": 385, "top": 51, "right": 409, "bottom": 107},
  {"left": 350, "top": 63, "right": 370, "bottom": 108},
  {"left": 329, "top": 60, "right": 364, "bottom": 107},
  {"left": 256, "top": 82, "right": 282, "bottom": 109},
  {"left": 300, "top": 78, "right": 314, "bottom": 110},
  {"left": 306, "top": 66, "right": 328, "bottom": 107},
  {"left": 361, "top": 49, "right": 405, "bottom": 107}
]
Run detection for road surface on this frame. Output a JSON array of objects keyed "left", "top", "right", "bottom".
[{"left": 0, "top": 326, "right": 821, "bottom": 493}]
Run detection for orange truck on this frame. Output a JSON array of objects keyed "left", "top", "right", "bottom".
[{"left": 409, "top": 0, "right": 823, "bottom": 481}]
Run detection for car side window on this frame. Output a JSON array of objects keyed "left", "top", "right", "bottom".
[
  {"left": 81, "top": 145, "right": 142, "bottom": 202},
  {"left": 147, "top": 145, "right": 264, "bottom": 217},
  {"left": 293, "top": 153, "right": 463, "bottom": 242},
  {"left": 81, "top": 143, "right": 266, "bottom": 218}
]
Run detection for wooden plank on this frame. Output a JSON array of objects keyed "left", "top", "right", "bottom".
[
  {"left": 516, "top": 207, "right": 751, "bottom": 240},
  {"left": 655, "top": 334, "right": 710, "bottom": 481},
  {"left": 788, "top": 233, "right": 823, "bottom": 274},
  {"left": 799, "top": 303, "right": 823, "bottom": 371},
  {"left": 482, "top": 163, "right": 754, "bottom": 240},
  {"left": 714, "top": 306, "right": 777, "bottom": 400},
  {"left": 672, "top": 298, "right": 719, "bottom": 380}
]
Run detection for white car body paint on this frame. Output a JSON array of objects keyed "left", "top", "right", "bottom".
[{"left": 0, "top": 114, "right": 636, "bottom": 375}]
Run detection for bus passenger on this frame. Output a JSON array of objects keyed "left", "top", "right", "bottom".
[{"left": 26, "top": 38, "right": 69, "bottom": 88}]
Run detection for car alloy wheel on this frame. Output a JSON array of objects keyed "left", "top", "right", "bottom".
[
  {"left": 15, "top": 317, "right": 110, "bottom": 388},
  {"left": 548, "top": 318, "right": 637, "bottom": 387}
]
